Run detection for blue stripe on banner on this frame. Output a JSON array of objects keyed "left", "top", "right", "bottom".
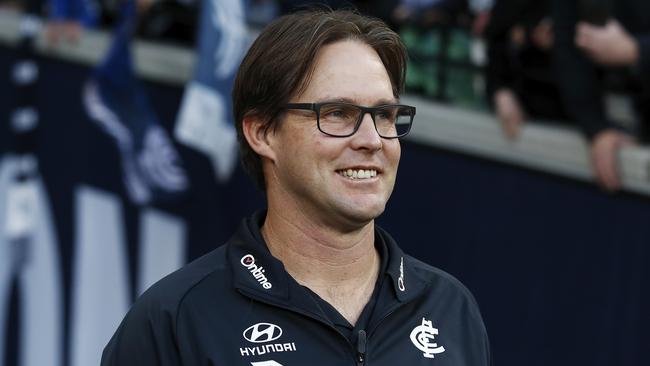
[{"left": 174, "top": 0, "right": 249, "bottom": 182}]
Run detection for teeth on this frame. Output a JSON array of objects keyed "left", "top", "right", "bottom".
[{"left": 338, "top": 169, "right": 378, "bottom": 179}]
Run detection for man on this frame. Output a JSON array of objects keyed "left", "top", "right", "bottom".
[
  {"left": 554, "top": 0, "right": 650, "bottom": 191},
  {"left": 101, "top": 9, "right": 491, "bottom": 365}
]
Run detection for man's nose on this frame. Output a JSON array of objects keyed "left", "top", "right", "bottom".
[{"left": 351, "top": 112, "right": 382, "bottom": 150}]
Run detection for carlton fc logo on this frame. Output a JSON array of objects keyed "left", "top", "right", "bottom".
[
  {"left": 243, "top": 323, "right": 283, "bottom": 343},
  {"left": 410, "top": 318, "right": 445, "bottom": 358}
]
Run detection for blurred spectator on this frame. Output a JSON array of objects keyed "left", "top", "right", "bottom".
[
  {"left": 468, "top": 0, "right": 493, "bottom": 35},
  {"left": 353, "top": 0, "right": 399, "bottom": 29},
  {"left": 392, "top": 0, "right": 467, "bottom": 27},
  {"left": 392, "top": 0, "right": 478, "bottom": 104},
  {"left": 137, "top": 0, "right": 197, "bottom": 45},
  {"left": 276, "top": 0, "right": 401, "bottom": 30},
  {"left": 0, "top": 0, "right": 19, "bottom": 8},
  {"left": 42, "top": 0, "right": 199, "bottom": 46},
  {"left": 484, "top": 0, "right": 567, "bottom": 139},
  {"left": 554, "top": 0, "right": 650, "bottom": 191},
  {"left": 278, "top": 0, "right": 348, "bottom": 14},
  {"left": 45, "top": 0, "right": 99, "bottom": 44}
]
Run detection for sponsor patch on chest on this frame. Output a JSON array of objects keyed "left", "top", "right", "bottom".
[{"left": 240, "top": 322, "right": 297, "bottom": 357}]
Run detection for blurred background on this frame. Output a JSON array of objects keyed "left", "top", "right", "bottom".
[{"left": 1, "top": 0, "right": 649, "bottom": 365}]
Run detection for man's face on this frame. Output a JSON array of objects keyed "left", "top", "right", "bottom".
[{"left": 265, "top": 40, "right": 401, "bottom": 230}]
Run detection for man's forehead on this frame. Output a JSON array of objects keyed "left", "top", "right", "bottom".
[{"left": 297, "top": 40, "right": 395, "bottom": 103}]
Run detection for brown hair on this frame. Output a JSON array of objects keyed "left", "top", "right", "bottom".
[{"left": 232, "top": 8, "right": 407, "bottom": 190}]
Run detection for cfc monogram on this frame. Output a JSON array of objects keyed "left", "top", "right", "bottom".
[{"left": 410, "top": 318, "right": 446, "bottom": 358}]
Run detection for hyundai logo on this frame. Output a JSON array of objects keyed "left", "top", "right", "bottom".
[{"left": 243, "top": 323, "right": 283, "bottom": 343}]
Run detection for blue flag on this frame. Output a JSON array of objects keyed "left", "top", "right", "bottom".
[
  {"left": 83, "top": 1, "right": 189, "bottom": 204},
  {"left": 175, "top": 0, "right": 249, "bottom": 183}
]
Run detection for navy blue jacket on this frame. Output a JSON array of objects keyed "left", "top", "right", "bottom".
[{"left": 101, "top": 213, "right": 491, "bottom": 366}]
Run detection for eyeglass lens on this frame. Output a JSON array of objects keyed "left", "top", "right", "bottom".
[{"left": 318, "top": 103, "right": 412, "bottom": 137}]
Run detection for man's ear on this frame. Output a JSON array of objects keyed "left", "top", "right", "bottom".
[{"left": 242, "top": 114, "right": 277, "bottom": 162}]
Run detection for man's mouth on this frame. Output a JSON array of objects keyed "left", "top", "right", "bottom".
[{"left": 336, "top": 168, "right": 378, "bottom": 180}]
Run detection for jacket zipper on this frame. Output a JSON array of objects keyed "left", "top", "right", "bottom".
[
  {"left": 354, "top": 302, "right": 407, "bottom": 366},
  {"left": 357, "top": 329, "right": 367, "bottom": 366}
]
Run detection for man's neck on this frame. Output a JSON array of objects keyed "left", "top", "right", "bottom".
[{"left": 261, "top": 206, "right": 380, "bottom": 325}]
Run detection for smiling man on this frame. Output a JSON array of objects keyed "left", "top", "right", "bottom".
[{"left": 101, "top": 9, "right": 491, "bottom": 366}]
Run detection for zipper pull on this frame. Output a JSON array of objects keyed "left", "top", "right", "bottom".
[{"left": 357, "top": 329, "right": 367, "bottom": 366}]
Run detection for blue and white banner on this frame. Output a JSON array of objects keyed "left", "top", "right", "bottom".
[
  {"left": 175, "top": 0, "right": 249, "bottom": 182},
  {"left": 83, "top": 2, "right": 189, "bottom": 204},
  {"left": 0, "top": 156, "right": 63, "bottom": 366}
]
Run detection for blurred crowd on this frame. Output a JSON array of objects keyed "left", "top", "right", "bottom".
[
  {"left": 2, "top": 0, "right": 649, "bottom": 192},
  {"left": 485, "top": 0, "right": 650, "bottom": 192}
]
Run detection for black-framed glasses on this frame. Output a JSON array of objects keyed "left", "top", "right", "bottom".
[{"left": 284, "top": 102, "right": 416, "bottom": 139}]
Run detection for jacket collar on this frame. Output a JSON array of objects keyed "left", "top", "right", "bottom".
[
  {"left": 377, "top": 225, "right": 430, "bottom": 303},
  {"left": 227, "top": 211, "right": 291, "bottom": 303},
  {"left": 227, "top": 211, "right": 430, "bottom": 306}
]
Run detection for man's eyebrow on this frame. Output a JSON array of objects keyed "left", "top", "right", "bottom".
[{"left": 316, "top": 96, "right": 400, "bottom": 106}]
